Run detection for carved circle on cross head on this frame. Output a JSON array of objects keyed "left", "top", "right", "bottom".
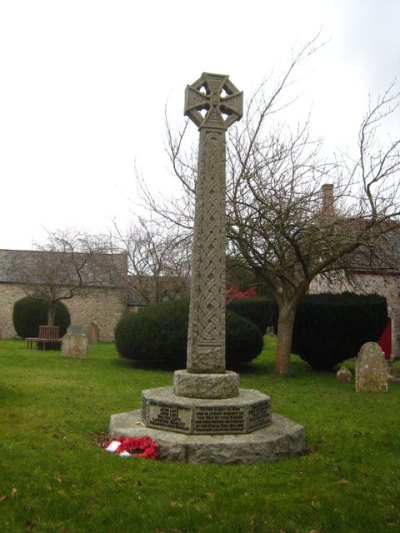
[{"left": 184, "top": 72, "right": 243, "bottom": 130}]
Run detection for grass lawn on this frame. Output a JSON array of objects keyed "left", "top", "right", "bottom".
[{"left": 1, "top": 338, "right": 400, "bottom": 532}]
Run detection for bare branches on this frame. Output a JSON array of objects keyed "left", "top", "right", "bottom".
[
  {"left": 110, "top": 217, "right": 191, "bottom": 305},
  {"left": 356, "top": 84, "right": 400, "bottom": 219},
  {"left": 134, "top": 39, "right": 400, "bottom": 373}
]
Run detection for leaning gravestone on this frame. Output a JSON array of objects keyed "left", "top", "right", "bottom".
[
  {"left": 62, "top": 333, "right": 88, "bottom": 359},
  {"left": 355, "top": 342, "right": 388, "bottom": 392},
  {"left": 109, "top": 73, "right": 305, "bottom": 463}
]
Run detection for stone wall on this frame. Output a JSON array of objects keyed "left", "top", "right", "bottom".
[
  {"left": 309, "top": 272, "right": 400, "bottom": 357},
  {"left": 0, "top": 283, "right": 127, "bottom": 341},
  {"left": 64, "top": 287, "right": 127, "bottom": 341},
  {"left": 0, "top": 284, "right": 26, "bottom": 339}
]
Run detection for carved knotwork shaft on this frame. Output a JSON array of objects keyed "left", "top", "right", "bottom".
[
  {"left": 184, "top": 73, "right": 243, "bottom": 374},
  {"left": 187, "top": 129, "right": 227, "bottom": 372}
]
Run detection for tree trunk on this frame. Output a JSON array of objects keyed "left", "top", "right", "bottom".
[
  {"left": 275, "top": 304, "right": 296, "bottom": 375},
  {"left": 47, "top": 304, "right": 56, "bottom": 326}
]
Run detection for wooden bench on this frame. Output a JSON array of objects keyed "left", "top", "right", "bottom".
[{"left": 26, "top": 325, "right": 63, "bottom": 350}]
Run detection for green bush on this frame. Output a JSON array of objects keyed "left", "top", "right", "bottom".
[
  {"left": 225, "top": 310, "right": 264, "bottom": 366},
  {"left": 115, "top": 300, "right": 263, "bottom": 369},
  {"left": 292, "top": 292, "right": 388, "bottom": 370},
  {"left": 13, "top": 297, "right": 71, "bottom": 340},
  {"left": 227, "top": 297, "right": 277, "bottom": 334}
]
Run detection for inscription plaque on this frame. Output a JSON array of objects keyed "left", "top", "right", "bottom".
[
  {"left": 142, "top": 387, "right": 271, "bottom": 435},
  {"left": 148, "top": 403, "right": 191, "bottom": 432},
  {"left": 194, "top": 405, "right": 245, "bottom": 433},
  {"left": 248, "top": 401, "right": 271, "bottom": 431}
]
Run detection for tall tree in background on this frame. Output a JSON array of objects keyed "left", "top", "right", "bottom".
[
  {"left": 110, "top": 218, "right": 191, "bottom": 305},
  {"left": 139, "top": 38, "right": 400, "bottom": 374},
  {"left": 226, "top": 89, "right": 400, "bottom": 373}
]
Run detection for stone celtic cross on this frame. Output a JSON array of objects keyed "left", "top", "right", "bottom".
[
  {"left": 110, "top": 73, "right": 305, "bottom": 460},
  {"left": 184, "top": 73, "right": 243, "bottom": 374}
]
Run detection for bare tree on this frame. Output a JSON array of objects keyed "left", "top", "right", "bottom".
[
  {"left": 12, "top": 230, "right": 126, "bottom": 325},
  {"left": 110, "top": 218, "right": 191, "bottom": 305},
  {"left": 139, "top": 39, "right": 400, "bottom": 374}
]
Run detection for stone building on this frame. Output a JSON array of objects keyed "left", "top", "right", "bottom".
[
  {"left": 0, "top": 249, "right": 128, "bottom": 341},
  {"left": 309, "top": 185, "right": 400, "bottom": 357}
]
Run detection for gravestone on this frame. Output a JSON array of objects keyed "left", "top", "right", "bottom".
[
  {"left": 109, "top": 73, "right": 305, "bottom": 463},
  {"left": 355, "top": 342, "right": 388, "bottom": 392},
  {"left": 68, "top": 323, "right": 100, "bottom": 344},
  {"left": 336, "top": 366, "right": 352, "bottom": 383},
  {"left": 68, "top": 324, "right": 90, "bottom": 336},
  {"left": 62, "top": 333, "right": 88, "bottom": 359},
  {"left": 89, "top": 322, "right": 100, "bottom": 344}
]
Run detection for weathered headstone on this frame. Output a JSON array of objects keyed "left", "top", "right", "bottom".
[
  {"left": 336, "top": 366, "right": 352, "bottom": 383},
  {"left": 62, "top": 333, "right": 88, "bottom": 359},
  {"left": 68, "top": 323, "right": 100, "bottom": 344},
  {"left": 67, "top": 324, "right": 90, "bottom": 336},
  {"left": 355, "top": 342, "right": 388, "bottom": 392},
  {"left": 89, "top": 321, "right": 100, "bottom": 344}
]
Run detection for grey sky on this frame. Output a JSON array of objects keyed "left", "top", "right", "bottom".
[{"left": 0, "top": 0, "right": 399, "bottom": 249}]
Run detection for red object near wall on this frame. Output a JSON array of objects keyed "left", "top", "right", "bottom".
[{"left": 378, "top": 319, "right": 392, "bottom": 360}]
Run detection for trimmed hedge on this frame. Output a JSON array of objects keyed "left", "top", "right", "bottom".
[
  {"left": 227, "top": 297, "right": 277, "bottom": 334},
  {"left": 292, "top": 292, "right": 388, "bottom": 370},
  {"left": 115, "top": 300, "right": 263, "bottom": 369},
  {"left": 225, "top": 310, "right": 264, "bottom": 366},
  {"left": 13, "top": 297, "right": 71, "bottom": 340}
]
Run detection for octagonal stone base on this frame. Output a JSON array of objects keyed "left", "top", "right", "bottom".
[
  {"left": 109, "top": 409, "right": 305, "bottom": 464},
  {"left": 142, "top": 386, "right": 271, "bottom": 434}
]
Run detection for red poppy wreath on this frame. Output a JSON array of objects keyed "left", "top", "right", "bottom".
[{"left": 104, "top": 436, "right": 159, "bottom": 459}]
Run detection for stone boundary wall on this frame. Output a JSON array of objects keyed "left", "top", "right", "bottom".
[
  {"left": 309, "top": 272, "right": 400, "bottom": 357},
  {"left": 0, "top": 284, "right": 26, "bottom": 339},
  {"left": 0, "top": 283, "right": 126, "bottom": 341}
]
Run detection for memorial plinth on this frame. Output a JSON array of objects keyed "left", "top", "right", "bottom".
[
  {"left": 109, "top": 73, "right": 305, "bottom": 463},
  {"left": 142, "top": 387, "right": 271, "bottom": 434},
  {"left": 109, "top": 411, "right": 305, "bottom": 464}
]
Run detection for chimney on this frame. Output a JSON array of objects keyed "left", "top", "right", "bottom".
[{"left": 321, "top": 183, "right": 335, "bottom": 218}]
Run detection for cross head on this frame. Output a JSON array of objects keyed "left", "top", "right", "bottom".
[{"left": 184, "top": 72, "right": 243, "bottom": 130}]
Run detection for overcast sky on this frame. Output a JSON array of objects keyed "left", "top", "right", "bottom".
[{"left": 1, "top": 0, "right": 399, "bottom": 250}]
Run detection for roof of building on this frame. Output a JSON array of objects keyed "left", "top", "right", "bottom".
[{"left": 0, "top": 249, "right": 127, "bottom": 288}]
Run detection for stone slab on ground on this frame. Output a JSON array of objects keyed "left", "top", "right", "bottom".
[{"left": 109, "top": 409, "right": 305, "bottom": 464}]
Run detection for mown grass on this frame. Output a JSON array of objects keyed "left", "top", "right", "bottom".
[{"left": 1, "top": 338, "right": 400, "bottom": 532}]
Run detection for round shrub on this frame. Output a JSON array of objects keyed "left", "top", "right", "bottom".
[
  {"left": 227, "top": 297, "right": 277, "bottom": 334},
  {"left": 115, "top": 300, "right": 263, "bottom": 369},
  {"left": 13, "top": 297, "right": 71, "bottom": 339},
  {"left": 115, "top": 301, "right": 189, "bottom": 368},
  {"left": 225, "top": 310, "right": 264, "bottom": 366},
  {"left": 292, "top": 292, "right": 388, "bottom": 371}
]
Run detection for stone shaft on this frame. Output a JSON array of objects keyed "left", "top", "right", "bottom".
[
  {"left": 187, "top": 129, "right": 227, "bottom": 373},
  {"left": 184, "top": 73, "right": 243, "bottom": 375}
]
